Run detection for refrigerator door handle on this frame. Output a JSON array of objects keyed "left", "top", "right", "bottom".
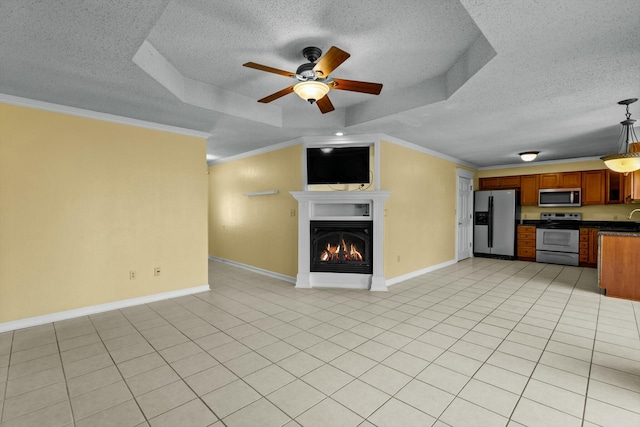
[{"left": 488, "top": 196, "right": 493, "bottom": 248}]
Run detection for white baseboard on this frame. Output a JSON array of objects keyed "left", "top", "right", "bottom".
[
  {"left": 386, "top": 259, "right": 458, "bottom": 287},
  {"left": 208, "top": 256, "right": 296, "bottom": 284},
  {"left": 209, "top": 256, "right": 457, "bottom": 290},
  {"left": 0, "top": 284, "right": 210, "bottom": 333}
]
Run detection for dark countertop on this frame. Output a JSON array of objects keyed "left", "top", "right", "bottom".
[
  {"left": 599, "top": 230, "right": 640, "bottom": 237},
  {"left": 519, "top": 219, "right": 640, "bottom": 232}
]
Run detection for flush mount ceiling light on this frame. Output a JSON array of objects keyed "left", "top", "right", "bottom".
[
  {"left": 333, "top": 131, "right": 344, "bottom": 136},
  {"left": 293, "top": 81, "right": 330, "bottom": 103},
  {"left": 601, "top": 98, "right": 640, "bottom": 173},
  {"left": 519, "top": 151, "right": 539, "bottom": 162}
]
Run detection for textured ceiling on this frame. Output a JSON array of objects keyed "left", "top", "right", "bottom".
[{"left": 1, "top": 0, "right": 639, "bottom": 167}]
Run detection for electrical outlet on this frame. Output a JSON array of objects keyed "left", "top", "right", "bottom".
[
  {"left": 129, "top": 270, "right": 136, "bottom": 280},
  {"left": 614, "top": 215, "right": 619, "bottom": 220},
  {"left": 290, "top": 209, "right": 296, "bottom": 217},
  {"left": 397, "top": 255, "right": 401, "bottom": 262},
  {"left": 154, "top": 267, "right": 161, "bottom": 276}
]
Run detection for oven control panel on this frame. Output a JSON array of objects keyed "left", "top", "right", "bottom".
[{"left": 540, "top": 212, "right": 582, "bottom": 221}]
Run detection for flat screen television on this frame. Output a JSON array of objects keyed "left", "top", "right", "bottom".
[{"left": 307, "top": 146, "right": 370, "bottom": 185}]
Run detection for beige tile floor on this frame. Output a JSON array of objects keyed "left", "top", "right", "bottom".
[{"left": 1, "top": 258, "right": 640, "bottom": 426}]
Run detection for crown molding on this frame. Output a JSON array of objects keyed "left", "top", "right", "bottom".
[
  {"left": 377, "top": 134, "right": 478, "bottom": 169},
  {"left": 477, "top": 156, "right": 604, "bottom": 170},
  {"left": 209, "top": 132, "right": 477, "bottom": 169},
  {"left": 0, "top": 94, "right": 212, "bottom": 139},
  {"left": 207, "top": 137, "right": 303, "bottom": 166}
]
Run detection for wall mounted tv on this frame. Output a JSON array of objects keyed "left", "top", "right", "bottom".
[{"left": 307, "top": 146, "right": 370, "bottom": 185}]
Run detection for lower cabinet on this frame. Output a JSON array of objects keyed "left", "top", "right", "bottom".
[
  {"left": 517, "top": 225, "right": 536, "bottom": 261},
  {"left": 599, "top": 232, "right": 640, "bottom": 301},
  {"left": 579, "top": 228, "right": 599, "bottom": 267}
]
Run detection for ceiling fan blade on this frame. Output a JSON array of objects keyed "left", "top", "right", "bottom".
[
  {"left": 313, "top": 46, "right": 350, "bottom": 77},
  {"left": 257, "top": 86, "right": 295, "bottom": 103},
  {"left": 331, "top": 78, "right": 383, "bottom": 95},
  {"left": 316, "top": 95, "right": 335, "bottom": 114},
  {"left": 243, "top": 62, "right": 295, "bottom": 78}
]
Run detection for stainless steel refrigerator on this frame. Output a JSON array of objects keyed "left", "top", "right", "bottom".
[{"left": 473, "top": 189, "right": 520, "bottom": 259}]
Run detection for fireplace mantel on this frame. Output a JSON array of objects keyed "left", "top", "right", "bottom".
[{"left": 291, "top": 191, "right": 390, "bottom": 291}]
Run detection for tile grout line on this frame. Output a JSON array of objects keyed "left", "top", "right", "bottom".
[
  {"left": 0, "top": 331, "right": 14, "bottom": 424},
  {"left": 580, "top": 282, "right": 602, "bottom": 427},
  {"left": 203, "top": 269, "right": 418, "bottom": 424},
  {"left": 344, "top": 261, "right": 549, "bottom": 423},
  {"left": 503, "top": 267, "right": 591, "bottom": 425},
  {"left": 126, "top": 301, "right": 233, "bottom": 425},
  {"left": 52, "top": 323, "right": 78, "bottom": 427},
  {"left": 427, "top": 264, "right": 568, "bottom": 424},
  {"left": 86, "top": 313, "right": 150, "bottom": 426}
]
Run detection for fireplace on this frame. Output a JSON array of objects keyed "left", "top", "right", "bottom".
[
  {"left": 310, "top": 221, "right": 373, "bottom": 274},
  {"left": 290, "top": 191, "right": 390, "bottom": 291}
]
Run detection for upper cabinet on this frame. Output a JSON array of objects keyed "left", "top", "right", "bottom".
[
  {"left": 479, "top": 176, "right": 521, "bottom": 190},
  {"left": 520, "top": 175, "right": 539, "bottom": 206},
  {"left": 605, "top": 170, "right": 625, "bottom": 204},
  {"left": 622, "top": 143, "right": 640, "bottom": 203},
  {"left": 480, "top": 169, "right": 633, "bottom": 205},
  {"left": 581, "top": 170, "right": 605, "bottom": 205},
  {"left": 539, "top": 172, "right": 582, "bottom": 188},
  {"left": 623, "top": 169, "right": 640, "bottom": 203}
]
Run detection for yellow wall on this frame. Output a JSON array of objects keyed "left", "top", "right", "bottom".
[
  {"left": 479, "top": 160, "right": 638, "bottom": 221},
  {"left": 208, "top": 145, "right": 302, "bottom": 277},
  {"left": 0, "top": 104, "right": 208, "bottom": 323},
  {"left": 207, "top": 141, "right": 470, "bottom": 281},
  {"left": 380, "top": 141, "right": 462, "bottom": 278}
]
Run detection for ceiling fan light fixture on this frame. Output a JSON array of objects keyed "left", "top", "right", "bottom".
[
  {"left": 293, "top": 81, "right": 330, "bottom": 104},
  {"left": 602, "top": 98, "right": 640, "bottom": 173},
  {"left": 519, "top": 151, "right": 539, "bottom": 162}
]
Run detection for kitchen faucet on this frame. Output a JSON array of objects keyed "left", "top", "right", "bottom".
[{"left": 628, "top": 208, "right": 640, "bottom": 220}]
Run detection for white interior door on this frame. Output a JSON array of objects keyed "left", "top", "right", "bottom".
[{"left": 456, "top": 172, "right": 474, "bottom": 261}]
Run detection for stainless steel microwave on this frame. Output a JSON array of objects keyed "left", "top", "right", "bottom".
[{"left": 538, "top": 188, "right": 581, "bottom": 207}]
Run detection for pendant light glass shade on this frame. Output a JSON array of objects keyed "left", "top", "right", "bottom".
[
  {"left": 602, "top": 151, "right": 640, "bottom": 173},
  {"left": 602, "top": 99, "right": 640, "bottom": 173},
  {"left": 293, "top": 81, "right": 330, "bottom": 103}
]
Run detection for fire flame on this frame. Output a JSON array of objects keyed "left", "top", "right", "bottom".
[{"left": 320, "top": 239, "right": 363, "bottom": 262}]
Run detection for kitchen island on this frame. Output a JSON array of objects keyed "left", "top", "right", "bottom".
[{"left": 599, "top": 231, "right": 640, "bottom": 301}]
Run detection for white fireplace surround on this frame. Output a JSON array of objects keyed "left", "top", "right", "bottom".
[{"left": 291, "top": 191, "right": 391, "bottom": 291}]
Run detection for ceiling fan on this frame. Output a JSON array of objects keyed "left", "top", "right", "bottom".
[{"left": 243, "top": 46, "right": 383, "bottom": 114}]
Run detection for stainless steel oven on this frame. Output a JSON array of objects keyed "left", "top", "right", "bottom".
[{"left": 535, "top": 213, "right": 581, "bottom": 266}]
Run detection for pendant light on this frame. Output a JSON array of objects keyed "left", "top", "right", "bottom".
[{"left": 601, "top": 98, "right": 640, "bottom": 173}]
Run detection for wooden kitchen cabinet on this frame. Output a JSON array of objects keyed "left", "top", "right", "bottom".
[
  {"left": 517, "top": 225, "right": 536, "bottom": 261},
  {"left": 623, "top": 169, "right": 640, "bottom": 203},
  {"left": 479, "top": 175, "right": 521, "bottom": 190},
  {"left": 605, "top": 170, "right": 625, "bottom": 204},
  {"left": 581, "top": 170, "right": 605, "bottom": 205},
  {"left": 539, "top": 172, "right": 582, "bottom": 189},
  {"left": 622, "top": 143, "right": 640, "bottom": 203},
  {"left": 579, "top": 228, "right": 599, "bottom": 267},
  {"left": 519, "top": 175, "right": 539, "bottom": 206},
  {"left": 599, "top": 232, "right": 640, "bottom": 300}
]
